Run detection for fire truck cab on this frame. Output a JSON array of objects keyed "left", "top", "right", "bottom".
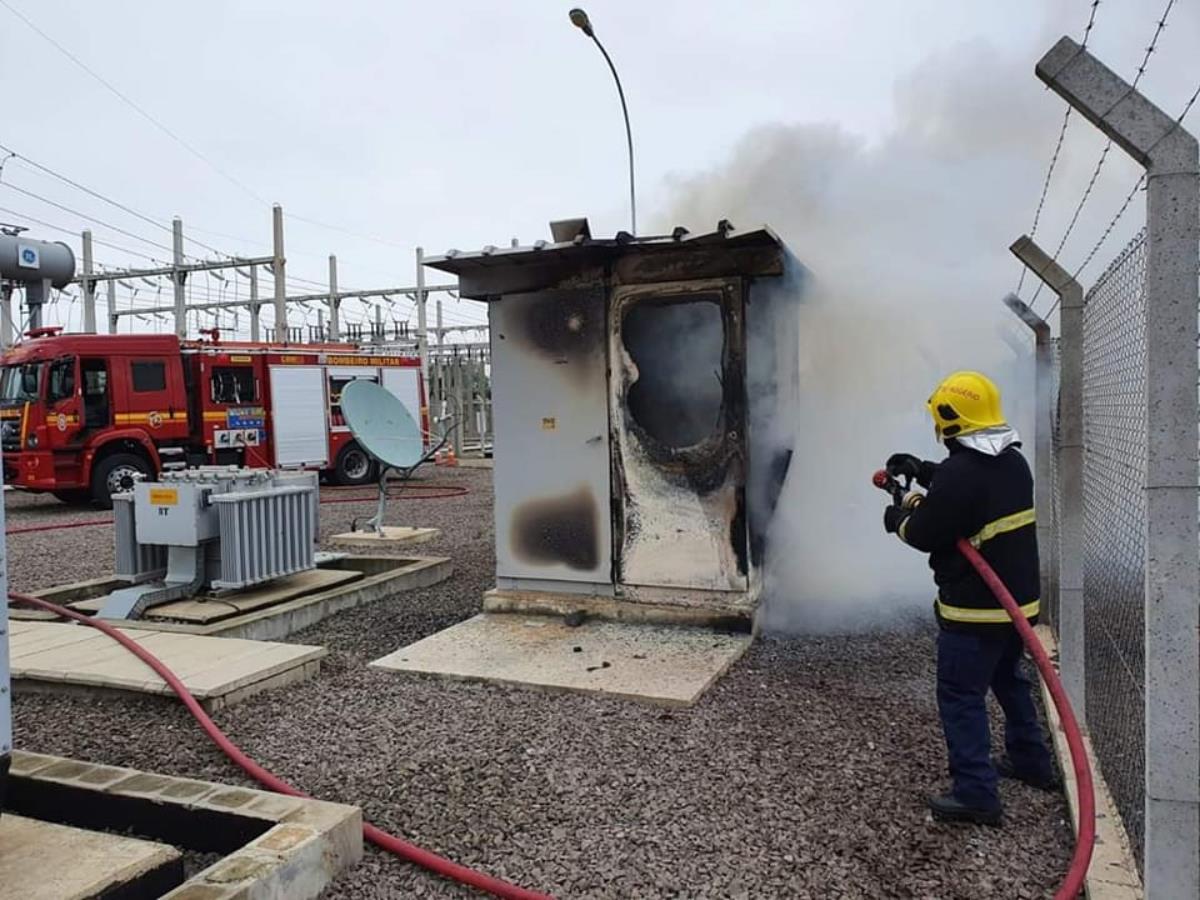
[{"left": 1, "top": 330, "right": 425, "bottom": 505}]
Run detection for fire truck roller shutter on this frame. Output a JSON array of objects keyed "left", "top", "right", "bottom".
[
  {"left": 269, "top": 366, "right": 329, "bottom": 467},
  {"left": 381, "top": 367, "right": 422, "bottom": 438}
]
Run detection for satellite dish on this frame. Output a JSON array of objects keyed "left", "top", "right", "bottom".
[
  {"left": 340, "top": 379, "right": 424, "bottom": 469},
  {"left": 339, "top": 379, "right": 429, "bottom": 538}
]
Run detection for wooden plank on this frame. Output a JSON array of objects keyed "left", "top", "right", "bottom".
[
  {"left": 142, "top": 632, "right": 296, "bottom": 681},
  {"left": 10, "top": 621, "right": 326, "bottom": 703},
  {"left": 8, "top": 623, "right": 103, "bottom": 659},
  {"left": 184, "top": 645, "right": 326, "bottom": 695},
  {"left": 17, "top": 628, "right": 162, "bottom": 672},
  {"left": 70, "top": 569, "right": 362, "bottom": 624}
]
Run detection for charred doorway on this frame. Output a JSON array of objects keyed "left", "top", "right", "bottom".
[{"left": 610, "top": 279, "right": 749, "bottom": 596}]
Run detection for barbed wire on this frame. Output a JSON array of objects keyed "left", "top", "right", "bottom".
[
  {"left": 1042, "top": 77, "right": 1200, "bottom": 320},
  {"left": 1031, "top": 0, "right": 1177, "bottom": 309},
  {"left": 1015, "top": 0, "right": 1102, "bottom": 295}
]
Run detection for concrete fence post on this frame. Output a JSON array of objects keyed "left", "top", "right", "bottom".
[
  {"left": 1037, "top": 36, "right": 1200, "bottom": 895},
  {"left": 1009, "top": 240, "right": 1085, "bottom": 724},
  {"left": 1001, "top": 293, "right": 1055, "bottom": 616}
]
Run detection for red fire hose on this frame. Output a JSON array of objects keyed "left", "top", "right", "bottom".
[
  {"left": 956, "top": 539, "right": 1094, "bottom": 900},
  {"left": 7, "top": 589, "right": 554, "bottom": 900},
  {"left": 873, "top": 470, "right": 1094, "bottom": 898},
  {"left": 4, "top": 519, "right": 114, "bottom": 536}
]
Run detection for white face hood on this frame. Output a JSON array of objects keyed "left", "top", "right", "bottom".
[{"left": 951, "top": 424, "right": 1021, "bottom": 456}]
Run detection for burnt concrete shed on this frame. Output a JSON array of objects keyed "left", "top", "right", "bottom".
[{"left": 426, "top": 220, "right": 803, "bottom": 631}]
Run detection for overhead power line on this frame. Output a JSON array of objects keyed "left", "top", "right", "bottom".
[
  {"left": 0, "top": 4, "right": 427, "bottom": 254},
  {"left": 0, "top": 0, "right": 271, "bottom": 207},
  {"left": 0, "top": 141, "right": 226, "bottom": 257},
  {"left": 0, "top": 181, "right": 179, "bottom": 256},
  {"left": 0, "top": 203, "right": 165, "bottom": 261}
]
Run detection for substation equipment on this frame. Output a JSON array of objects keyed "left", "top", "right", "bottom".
[
  {"left": 426, "top": 219, "right": 803, "bottom": 630},
  {"left": 0, "top": 231, "right": 76, "bottom": 333},
  {"left": 100, "top": 466, "right": 319, "bottom": 619}
]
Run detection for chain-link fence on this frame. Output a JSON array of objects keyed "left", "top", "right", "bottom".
[{"left": 1080, "top": 228, "right": 1150, "bottom": 866}]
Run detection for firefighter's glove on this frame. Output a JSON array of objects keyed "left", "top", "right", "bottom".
[
  {"left": 901, "top": 490, "right": 924, "bottom": 511},
  {"left": 883, "top": 506, "right": 908, "bottom": 535},
  {"left": 886, "top": 453, "right": 937, "bottom": 488}
]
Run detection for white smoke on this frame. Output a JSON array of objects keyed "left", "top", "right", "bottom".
[{"left": 659, "top": 40, "right": 1055, "bottom": 633}]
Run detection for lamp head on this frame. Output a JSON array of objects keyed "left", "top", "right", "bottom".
[{"left": 569, "top": 8, "right": 594, "bottom": 37}]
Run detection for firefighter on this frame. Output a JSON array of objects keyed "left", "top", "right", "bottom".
[{"left": 884, "top": 370, "right": 1057, "bottom": 825}]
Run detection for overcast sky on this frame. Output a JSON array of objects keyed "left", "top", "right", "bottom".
[{"left": 0, "top": 1, "right": 1196, "bottom": 336}]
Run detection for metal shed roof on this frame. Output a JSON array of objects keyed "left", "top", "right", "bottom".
[
  {"left": 424, "top": 223, "right": 781, "bottom": 275},
  {"left": 423, "top": 222, "right": 787, "bottom": 300}
]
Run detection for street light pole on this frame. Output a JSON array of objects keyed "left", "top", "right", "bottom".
[{"left": 569, "top": 8, "right": 636, "bottom": 235}]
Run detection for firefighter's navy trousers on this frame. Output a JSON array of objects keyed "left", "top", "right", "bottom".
[{"left": 936, "top": 628, "right": 1054, "bottom": 809}]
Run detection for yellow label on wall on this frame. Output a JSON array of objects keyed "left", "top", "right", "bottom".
[
  {"left": 149, "top": 488, "right": 178, "bottom": 506},
  {"left": 541, "top": 417, "right": 557, "bottom": 431},
  {"left": 229, "top": 355, "right": 252, "bottom": 363}
]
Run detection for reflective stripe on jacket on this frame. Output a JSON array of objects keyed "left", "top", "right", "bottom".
[{"left": 897, "top": 443, "right": 1040, "bottom": 632}]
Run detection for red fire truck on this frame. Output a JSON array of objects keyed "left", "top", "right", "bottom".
[{"left": 0, "top": 329, "right": 426, "bottom": 505}]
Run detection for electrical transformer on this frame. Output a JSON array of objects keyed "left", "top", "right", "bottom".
[{"left": 101, "top": 467, "right": 319, "bottom": 619}]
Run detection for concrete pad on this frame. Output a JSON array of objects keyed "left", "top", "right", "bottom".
[
  {"left": 370, "top": 613, "right": 752, "bottom": 706},
  {"left": 10, "top": 620, "right": 326, "bottom": 710},
  {"left": 0, "top": 814, "right": 182, "bottom": 900},
  {"left": 329, "top": 526, "right": 440, "bottom": 548}
]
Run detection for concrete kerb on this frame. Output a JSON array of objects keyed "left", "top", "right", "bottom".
[
  {"left": 1036, "top": 35, "right": 1200, "bottom": 895},
  {"left": 1034, "top": 626, "right": 1142, "bottom": 899},
  {"left": 7, "top": 750, "right": 363, "bottom": 900},
  {"left": 1008, "top": 237, "right": 1086, "bottom": 721}
]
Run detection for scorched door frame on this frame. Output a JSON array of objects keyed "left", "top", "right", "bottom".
[{"left": 608, "top": 276, "right": 751, "bottom": 598}]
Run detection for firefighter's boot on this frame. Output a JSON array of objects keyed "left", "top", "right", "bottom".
[
  {"left": 993, "top": 755, "right": 1061, "bottom": 792},
  {"left": 927, "top": 793, "right": 1002, "bottom": 826}
]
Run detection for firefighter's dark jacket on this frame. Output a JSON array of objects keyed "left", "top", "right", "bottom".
[{"left": 898, "top": 442, "right": 1040, "bottom": 632}]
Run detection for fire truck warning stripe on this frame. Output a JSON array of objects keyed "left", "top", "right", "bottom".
[{"left": 113, "top": 412, "right": 189, "bottom": 423}]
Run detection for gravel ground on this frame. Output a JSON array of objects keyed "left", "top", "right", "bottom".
[{"left": 7, "top": 467, "right": 1073, "bottom": 898}]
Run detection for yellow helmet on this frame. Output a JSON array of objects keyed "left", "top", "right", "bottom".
[{"left": 927, "top": 371, "right": 1006, "bottom": 442}]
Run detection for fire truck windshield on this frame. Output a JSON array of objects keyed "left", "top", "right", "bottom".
[{"left": 1, "top": 362, "right": 43, "bottom": 403}]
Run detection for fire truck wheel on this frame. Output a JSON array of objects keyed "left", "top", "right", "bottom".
[
  {"left": 334, "top": 443, "right": 376, "bottom": 486},
  {"left": 91, "top": 452, "right": 153, "bottom": 507}
]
